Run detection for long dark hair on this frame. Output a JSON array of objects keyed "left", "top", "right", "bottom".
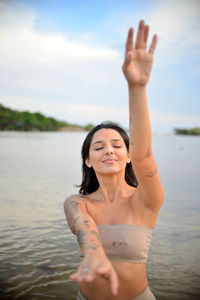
[{"left": 78, "top": 122, "right": 138, "bottom": 195}]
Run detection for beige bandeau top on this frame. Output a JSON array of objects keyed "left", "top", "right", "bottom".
[{"left": 78, "top": 223, "right": 153, "bottom": 263}]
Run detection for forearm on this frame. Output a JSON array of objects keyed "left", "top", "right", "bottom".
[
  {"left": 64, "top": 196, "right": 105, "bottom": 257},
  {"left": 128, "top": 84, "right": 152, "bottom": 160}
]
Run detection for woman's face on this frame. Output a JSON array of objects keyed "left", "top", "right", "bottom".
[{"left": 86, "top": 128, "right": 130, "bottom": 176}]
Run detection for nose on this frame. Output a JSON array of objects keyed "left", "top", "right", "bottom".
[
  {"left": 105, "top": 146, "right": 113, "bottom": 155},
  {"left": 106, "top": 150, "right": 113, "bottom": 155}
]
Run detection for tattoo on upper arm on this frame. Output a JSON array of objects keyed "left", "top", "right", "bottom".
[
  {"left": 70, "top": 200, "right": 82, "bottom": 210},
  {"left": 72, "top": 215, "right": 81, "bottom": 228},
  {"left": 145, "top": 149, "right": 152, "bottom": 158},
  {"left": 65, "top": 198, "right": 83, "bottom": 229},
  {"left": 145, "top": 167, "right": 158, "bottom": 178},
  {"left": 83, "top": 219, "right": 90, "bottom": 228},
  {"left": 65, "top": 196, "right": 102, "bottom": 252},
  {"left": 66, "top": 200, "right": 82, "bottom": 217}
]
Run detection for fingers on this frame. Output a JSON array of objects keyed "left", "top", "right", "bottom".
[
  {"left": 144, "top": 25, "right": 149, "bottom": 47},
  {"left": 69, "top": 269, "right": 94, "bottom": 282},
  {"left": 70, "top": 265, "right": 119, "bottom": 296},
  {"left": 109, "top": 269, "right": 119, "bottom": 296},
  {"left": 135, "top": 19, "right": 145, "bottom": 49},
  {"left": 134, "top": 19, "right": 157, "bottom": 53},
  {"left": 125, "top": 27, "right": 134, "bottom": 56},
  {"left": 148, "top": 34, "right": 158, "bottom": 54},
  {"left": 69, "top": 271, "right": 80, "bottom": 281},
  {"left": 97, "top": 267, "right": 119, "bottom": 296}
]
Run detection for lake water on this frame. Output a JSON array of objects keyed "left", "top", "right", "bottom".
[{"left": 0, "top": 131, "right": 200, "bottom": 300}]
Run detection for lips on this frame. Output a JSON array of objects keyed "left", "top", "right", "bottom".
[{"left": 103, "top": 158, "right": 117, "bottom": 163}]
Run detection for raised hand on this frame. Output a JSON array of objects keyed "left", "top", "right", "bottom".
[{"left": 122, "top": 20, "right": 158, "bottom": 86}]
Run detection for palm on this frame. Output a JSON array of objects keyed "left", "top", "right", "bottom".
[{"left": 122, "top": 20, "right": 157, "bottom": 86}]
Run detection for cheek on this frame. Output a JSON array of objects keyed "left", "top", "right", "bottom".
[
  {"left": 119, "top": 149, "right": 129, "bottom": 160},
  {"left": 88, "top": 151, "right": 101, "bottom": 163}
]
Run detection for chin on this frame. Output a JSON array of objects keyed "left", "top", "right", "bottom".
[{"left": 96, "top": 167, "right": 125, "bottom": 176}]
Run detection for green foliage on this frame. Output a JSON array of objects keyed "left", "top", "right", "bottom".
[
  {"left": 0, "top": 103, "right": 81, "bottom": 131},
  {"left": 174, "top": 127, "right": 200, "bottom": 135},
  {"left": 84, "top": 123, "right": 95, "bottom": 131}
]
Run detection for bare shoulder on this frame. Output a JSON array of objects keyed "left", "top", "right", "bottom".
[
  {"left": 64, "top": 193, "right": 83, "bottom": 202},
  {"left": 64, "top": 194, "right": 86, "bottom": 209}
]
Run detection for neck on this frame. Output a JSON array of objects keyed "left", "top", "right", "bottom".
[{"left": 95, "top": 172, "right": 132, "bottom": 204}]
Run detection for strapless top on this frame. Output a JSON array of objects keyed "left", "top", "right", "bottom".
[{"left": 78, "top": 224, "right": 153, "bottom": 263}]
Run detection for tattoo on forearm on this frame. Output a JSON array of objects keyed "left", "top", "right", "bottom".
[
  {"left": 90, "top": 230, "right": 101, "bottom": 241},
  {"left": 77, "top": 229, "right": 86, "bottom": 248},
  {"left": 145, "top": 168, "right": 157, "bottom": 178},
  {"left": 77, "top": 229, "right": 101, "bottom": 252},
  {"left": 86, "top": 245, "right": 101, "bottom": 251}
]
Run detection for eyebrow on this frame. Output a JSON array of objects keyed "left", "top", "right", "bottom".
[{"left": 92, "top": 139, "right": 123, "bottom": 146}]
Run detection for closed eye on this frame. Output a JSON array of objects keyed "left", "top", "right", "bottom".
[{"left": 95, "top": 145, "right": 122, "bottom": 150}]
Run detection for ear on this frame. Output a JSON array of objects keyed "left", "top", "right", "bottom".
[
  {"left": 85, "top": 158, "right": 92, "bottom": 168},
  {"left": 126, "top": 153, "right": 131, "bottom": 164}
]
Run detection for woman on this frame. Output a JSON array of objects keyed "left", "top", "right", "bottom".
[{"left": 64, "top": 20, "right": 164, "bottom": 300}]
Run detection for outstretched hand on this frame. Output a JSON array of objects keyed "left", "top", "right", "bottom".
[
  {"left": 69, "top": 252, "right": 119, "bottom": 296},
  {"left": 122, "top": 19, "right": 158, "bottom": 86}
]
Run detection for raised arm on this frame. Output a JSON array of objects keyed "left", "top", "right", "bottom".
[
  {"left": 64, "top": 195, "right": 119, "bottom": 295},
  {"left": 122, "top": 20, "right": 164, "bottom": 211}
]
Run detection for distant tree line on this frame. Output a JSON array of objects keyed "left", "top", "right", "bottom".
[
  {"left": 174, "top": 127, "right": 200, "bottom": 135},
  {"left": 0, "top": 103, "right": 94, "bottom": 131}
]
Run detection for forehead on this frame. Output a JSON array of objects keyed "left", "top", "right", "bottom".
[{"left": 91, "top": 128, "right": 123, "bottom": 143}]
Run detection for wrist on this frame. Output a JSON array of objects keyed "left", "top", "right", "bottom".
[
  {"left": 85, "top": 245, "right": 105, "bottom": 256},
  {"left": 128, "top": 83, "right": 147, "bottom": 91}
]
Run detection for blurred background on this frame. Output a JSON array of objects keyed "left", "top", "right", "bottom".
[
  {"left": 0, "top": 0, "right": 200, "bottom": 299},
  {"left": 0, "top": 0, "right": 200, "bottom": 133}
]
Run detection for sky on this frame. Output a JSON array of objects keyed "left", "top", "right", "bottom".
[{"left": 0, "top": 0, "right": 200, "bottom": 133}]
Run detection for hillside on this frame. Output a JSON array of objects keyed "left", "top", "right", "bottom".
[
  {"left": 0, "top": 103, "right": 93, "bottom": 131},
  {"left": 174, "top": 127, "right": 200, "bottom": 135}
]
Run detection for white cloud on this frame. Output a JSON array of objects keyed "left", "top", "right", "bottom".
[
  {"left": 0, "top": 2, "right": 125, "bottom": 119},
  {"left": 151, "top": 111, "right": 200, "bottom": 132},
  {"left": 0, "top": 1, "right": 120, "bottom": 66},
  {"left": 146, "top": 0, "right": 200, "bottom": 67},
  {"left": 0, "top": 27, "right": 120, "bottom": 66},
  {"left": 0, "top": 1, "right": 199, "bottom": 134},
  {"left": 108, "top": 0, "right": 200, "bottom": 67}
]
